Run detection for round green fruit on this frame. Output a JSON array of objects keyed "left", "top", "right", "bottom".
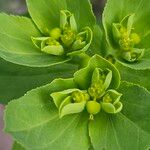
[
  {"left": 86, "top": 101, "right": 101, "bottom": 115},
  {"left": 50, "top": 28, "right": 61, "bottom": 40}
]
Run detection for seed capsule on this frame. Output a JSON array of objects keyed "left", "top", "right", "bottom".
[
  {"left": 86, "top": 101, "right": 101, "bottom": 117},
  {"left": 50, "top": 28, "right": 62, "bottom": 40},
  {"left": 130, "top": 33, "right": 141, "bottom": 45}
]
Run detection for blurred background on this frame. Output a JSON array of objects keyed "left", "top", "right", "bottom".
[{"left": 0, "top": 0, "right": 105, "bottom": 149}]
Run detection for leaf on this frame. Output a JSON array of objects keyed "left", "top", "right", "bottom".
[
  {"left": 141, "top": 32, "right": 150, "bottom": 49},
  {"left": 74, "top": 55, "right": 120, "bottom": 90},
  {"left": 12, "top": 142, "right": 25, "bottom": 150},
  {"left": 0, "top": 14, "right": 70, "bottom": 67},
  {"left": 102, "top": 0, "right": 150, "bottom": 48},
  {"left": 115, "top": 60, "right": 150, "bottom": 91},
  {"left": 0, "top": 57, "right": 77, "bottom": 104},
  {"left": 89, "top": 81, "right": 150, "bottom": 150},
  {"left": 88, "top": 25, "right": 104, "bottom": 56},
  {"left": 4, "top": 83, "right": 90, "bottom": 150},
  {"left": 26, "top": 0, "right": 96, "bottom": 34}
]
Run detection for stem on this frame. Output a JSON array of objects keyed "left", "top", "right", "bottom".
[{"left": 89, "top": 114, "right": 94, "bottom": 120}]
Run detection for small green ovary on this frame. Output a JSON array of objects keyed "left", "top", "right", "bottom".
[
  {"left": 86, "top": 101, "right": 101, "bottom": 120},
  {"left": 49, "top": 28, "right": 62, "bottom": 40}
]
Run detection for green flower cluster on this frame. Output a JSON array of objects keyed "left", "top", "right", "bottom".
[
  {"left": 112, "top": 14, "right": 144, "bottom": 62},
  {"left": 32, "top": 10, "right": 92, "bottom": 56},
  {"left": 51, "top": 55, "right": 123, "bottom": 119}
]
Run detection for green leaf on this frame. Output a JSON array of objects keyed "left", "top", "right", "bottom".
[
  {"left": 0, "top": 57, "right": 77, "bottom": 104},
  {"left": 89, "top": 81, "right": 150, "bottom": 150},
  {"left": 12, "top": 142, "right": 25, "bottom": 150},
  {"left": 0, "top": 14, "right": 70, "bottom": 67},
  {"left": 26, "top": 0, "right": 96, "bottom": 34},
  {"left": 103, "top": 0, "right": 150, "bottom": 48},
  {"left": 74, "top": 55, "right": 120, "bottom": 90},
  {"left": 88, "top": 25, "right": 104, "bottom": 56},
  {"left": 141, "top": 32, "right": 150, "bottom": 49},
  {"left": 115, "top": 60, "right": 150, "bottom": 91},
  {"left": 4, "top": 83, "right": 90, "bottom": 150}
]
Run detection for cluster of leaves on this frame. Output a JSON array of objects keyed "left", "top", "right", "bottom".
[{"left": 0, "top": 0, "right": 150, "bottom": 150}]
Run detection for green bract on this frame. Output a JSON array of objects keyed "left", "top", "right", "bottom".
[
  {"left": 32, "top": 10, "right": 93, "bottom": 56},
  {"left": 50, "top": 55, "right": 122, "bottom": 119},
  {"left": 102, "top": 89, "right": 123, "bottom": 113}
]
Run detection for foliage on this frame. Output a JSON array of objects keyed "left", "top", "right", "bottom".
[{"left": 0, "top": 0, "right": 150, "bottom": 149}]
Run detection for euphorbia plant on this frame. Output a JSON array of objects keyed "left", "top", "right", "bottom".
[
  {"left": 0, "top": 0, "right": 150, "bottom": 150},
  {"left": 4, "top": 55, "right": 150, "bottom": 150}
]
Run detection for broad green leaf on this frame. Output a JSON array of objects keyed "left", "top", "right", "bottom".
[
  {"left": 0, "top": 14, "right": 70, "bottom": 67},
  {"left": 4, "top": 83, "right": 90, "bottom": 150},
  {"left": 0, "top": 57, "right": 77, "bottom": 104},
  {"left": 26, "top": 0, "right": 96, "bottom": 34},
  {"left": 89, "top": 81, "right": 150, "bottom": 150},
  {"left": 74, "top": 55, "right": 120, "bottom": 90},
  {"left": 141, "top": 32, "right": 150, "bottom": 49},
  {"left": 13, "top": 142, "right": 25, "bottom": 150},
  {"left": 103, "top": 0, "right": 150, "bottom": 48},
  {"left": 115, "top": 60, "right": 150, "bottom": 91}
]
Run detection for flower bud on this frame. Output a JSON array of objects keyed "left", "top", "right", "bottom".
[
  {"left": 61, "top": 28, "right": 76, "bottom": 47},
  {"left": 72, "top": 91, "right": 90, "bottom": 103},
  {"left": 130, "top": 33, "right": 141, "bottom": 45},
  {"left": 49, "top": 28, "right": 61, "bottom": 40}
]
